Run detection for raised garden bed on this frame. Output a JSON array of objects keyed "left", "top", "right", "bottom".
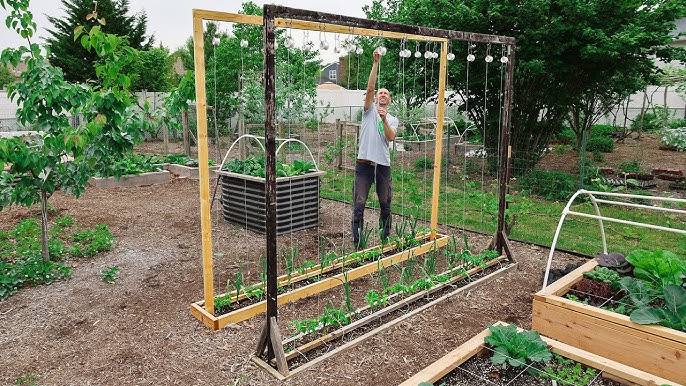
[
  {"left": 216, "top": 169, "right": 325, "bottom": 235},
  {"left": 601, "top": 177, "right": 656, "bottom": 189},
  {"left": 165, "top": 163, "right": 219, "bottom": 180},
  {"left": 253, "top": 256, "right": 516, "bottom": 379},
  {"left": 88, "top": 170, "right": 170, "bottom": 187},
  {"left": 400, "top": 321, "right": 678, "bottom": 386},
  {"left": 190, "top": 232, "right": 451, "bottom": 330},
  {"left": 532, "top": 259, "right": 686, "bottom": 384}
]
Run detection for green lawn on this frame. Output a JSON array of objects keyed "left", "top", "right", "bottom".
[{"left": 320, "top": 167, "right": 686, "bottom": 257}]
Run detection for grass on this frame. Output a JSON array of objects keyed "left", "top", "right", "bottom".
[{"left": 320, "top": 168, "right": 686, "bottom": 257}]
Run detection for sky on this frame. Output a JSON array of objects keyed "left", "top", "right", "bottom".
[{"left": 0, "top": 0, "right": 370, "bottom": 64}]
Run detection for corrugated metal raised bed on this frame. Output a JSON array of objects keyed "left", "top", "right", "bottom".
[
  {"left": 216, "top": 169, "right": 325, "bottom": 235},
  {"left": 215, "top": 134, "right": 325, "bottom": 235}
]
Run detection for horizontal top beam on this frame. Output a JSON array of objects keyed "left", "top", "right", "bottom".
[
  {"left": 193, "top": 8, "right": 515, "bottom": 45},
  {"left": 265, "top": 5, "right": 515, "bottom": 45}
]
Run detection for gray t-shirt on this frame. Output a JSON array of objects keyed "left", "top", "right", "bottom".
[{"left": 357, "top": 104, "right": 399, "bottom": 166}]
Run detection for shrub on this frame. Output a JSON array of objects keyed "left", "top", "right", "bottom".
[
  {"left": 553, "top": 144, "right": 571, "bottom": 155},
  {"left": 554, "top": 127, "right": 576, "bottom": 145},
  {"left": 619, "top": 160, "right": 642, "bottom": 174},
  {"left": 668, "top": 118, "right": 686, "bottom": 130},
  {"left": 592, "top": 150, "right": 605, "bottom": 162},
  {"left": 519, "top": 169, "right": 576, "bottom": 200},
  {"left": 586, "top": 136, "right": 615, "bottom": 153},
  {"left": 590, "top": 124, "right": 616, "bottom": 139},
  {"left": 414, "top": 157, "right": 433, "bottom": 171},
  {"left": 631, "top": 112, "right": 662, "bottom": 133}
]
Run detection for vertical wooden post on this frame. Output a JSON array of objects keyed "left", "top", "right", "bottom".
[
  {"left": 162, "top": 122, "right": 169, "bottom": 155},
  {"left": 429, "top": 41, "right": 448, "bottom": 238},
  {"left": 192, "top": 12, "right": 215, "bottom": 315},
  {"left": 278, "top": 122, "right": 286, "bottom": 164},
  {"left": 336, "top": 118, "right": 342, "bottom": 169},
  {"left": 496, "top": 44, "right": 515, "bottom": 255},
  {"left": 262, "top": 6, "right": 280, "bottom": 365},
  {"left": 239, "top": 118, "right": 246, "bottom": 159},
  {"left": 182, "top": 110, "right": 191, "bottom": 156}
]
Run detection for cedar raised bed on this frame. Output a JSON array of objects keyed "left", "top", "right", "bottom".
[
  {"left": 400, "top": 321, "right": 678, "bottom": 386},
  {"left": 165, "top": 163, "right": 219, "bottom": 180},
  {"left": 191, "top": 232, "right": 451, "bottom": 330},
  {"left": 87, "top": 170, "right": 171, "bottom": 187},
  {"left": 532, "top": 259, "right": 686, "bottom": 384}
]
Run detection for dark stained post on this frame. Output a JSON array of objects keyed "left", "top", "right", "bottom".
[
  {"left": 263, "top": 7, "right": 278, "bottom": 360},
  {"left": 496, "top": 44, "right": 515, "bottom": 256}
]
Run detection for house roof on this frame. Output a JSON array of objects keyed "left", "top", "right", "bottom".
[
  {"left": 317, "top": 81, "right": 344, "bottom": 90},
  {"left": 674, "top": 18, "right": 686, "bottom": 37}
]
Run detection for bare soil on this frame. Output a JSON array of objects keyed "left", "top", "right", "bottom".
[{"left": 0, "top": 133, "right": 623, "bottom": 386}]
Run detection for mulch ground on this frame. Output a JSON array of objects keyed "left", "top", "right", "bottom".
[{"left": 4, "top": 131, "right": 676, "bottom": 385}]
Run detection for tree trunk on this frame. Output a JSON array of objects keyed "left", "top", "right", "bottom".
[{"left": 40, "top": 189, "right": 50, "bottom": 262}]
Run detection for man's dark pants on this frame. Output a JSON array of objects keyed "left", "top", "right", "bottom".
[{"left": 352, "top": 162, "right": 392, "bottom": 248}]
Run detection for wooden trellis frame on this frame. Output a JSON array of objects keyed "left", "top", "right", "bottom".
[{"left": 191, "top": 5, "right": 515, "bottom": 376}]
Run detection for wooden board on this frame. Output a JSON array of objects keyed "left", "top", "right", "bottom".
[
  {"left": 262, "top": 263, "right": 517, "bottom": 380},
  {"left": 87, "top": 170, "right": 170, "bottom": 187},
  {"left": 165, "top": 164, "right": 219, "bottom": 180},
  {"left": 533, "top": 259, "right": 686, "bottom": 384},
  {"left": 190, "top": 234, "right": 450, "bottom": 330},
  {"left": 200, "top": 232, "right": 436, "bottom": 305},
  {"left": 400, "top": 321, "right": 679, "bottom": 386}
]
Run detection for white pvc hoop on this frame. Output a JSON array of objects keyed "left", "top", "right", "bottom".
[
  {"left": 218, "top": 134, "right": 320, "bottom": 172},
  {"left": 541, "top": 189, "right": 686, "bottom": 293}
]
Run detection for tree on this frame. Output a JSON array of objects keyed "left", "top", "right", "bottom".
[
  {"left": 203, "top": 1, "right": 321, "bottom": 128},
  {"left": 0, "top": 63, "right": 15, "bottom": 89},
  {"left": 45, "top": 0, "right": 153, "bottom": 83},
  {"left": 366, "top": 0, "right": 686, "bottom": 171},
  {"left": 130, "top": 47, "right": 172, "bottom": 92},
  {"left": 0, "top": 0, "right": 150, "bottom": 262},
  {"left": 180, "top": 21, "right": 229, "bottom": 72}
]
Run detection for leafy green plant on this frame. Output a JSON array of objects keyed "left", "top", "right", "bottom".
[
  {"left": 69, "top": 224, "right": 115, "bottom": 258},
  {"left": 231, "top": 267, "right": 243, "bottom": 301},
  {"left": 592, "top": 150, "right": 605, "bottom": 162},
  {"left": 590, "top": 124, "right": 616, "bottom": 139},
  {"left": 553, "top": 144, "right": 572, "bottom": 155},
  {"left": 586, "top": 136, "right": 615, "bottom": 153},
  {"left": 626, "top": 249, "right": 686, "bottom": 287},
  {"left": 619, "top": 160, "right": 643, "bottom": 175},
  {"left": 290, "top": 317, "right": 320, "bottom": 336},
  {"left": 631, "top": 112, "right": 662, "bottom": 134},
  {"left": 540, "top": 353, "right": 598, "bottom": 385},
  {"left": 518, "top": 169, "right": 576, "bottom": 201},
  {"left": 414, "top": 157, "right": 433, "bottom": 171},
  {"left": 13, "top": 373, "right": 38, "bottom": 386},
  {"left": 617, "top": 276, "right": 659, "bottom": 310},
  {"left": 365, "top": 289, "right": 385, "bottom": 308},
  {"left": 94, "top": 154, "right": 165, "bottom": 178},
  {"left": 101, "top": 266, "right": 120, "bottom": 284},
  {"left": 484, "top": 324, "right": 552, "bottom": 369},
  {"left": 583, "top": 266, "right": 620, "bottom": 284},
  {"left": 298, "top": 260, "right": 316, "bottom": 275},
  {"left": 630, "top": 285, "right": 686, "bottom": 332},
  {"left": 355, "top": 223, "right": 373, "bottom": 250},
  {"left": 243, "top": 283, "right": 265, "bottom": 299},
  {"left": 281, "top": 242, "right": 298, "bottom": 282},
  {"left": 661, "top": 128, "right": 686, "bottom": 151},
  {"left": 223, "top": 155, "right": 315, "bottom": 177},
  {"left": 214, "top": 294, "right": 232, "bottom": 313},
  {"left": 0, "top": 218, "right": 113, "bottom": 300}
]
